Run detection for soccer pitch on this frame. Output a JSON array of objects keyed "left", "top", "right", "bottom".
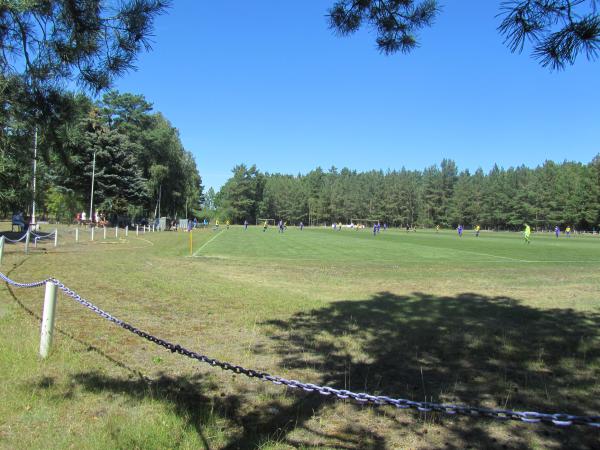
[{"left": 1, "top": 225, "right": 599, "bottom": 449}]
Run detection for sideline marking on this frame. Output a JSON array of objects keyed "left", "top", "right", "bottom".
[{"left": 192, "top": 230, "right": 224, "bottom": 257}]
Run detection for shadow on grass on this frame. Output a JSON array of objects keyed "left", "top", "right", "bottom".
[
  {"left": 26, "top": 291, "right": 600, "bottom": 449},
  {"left": 263, "top": 292, "right": 600, "bottom": 448}
]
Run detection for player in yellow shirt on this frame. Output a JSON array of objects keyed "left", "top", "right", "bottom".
[
  {"left": 226, "top": 219, "right": 230, "bottom": 230},
  {"left": 475, "top": 225, "right": 480, "bottom": 237},
  {"left": 263, "top": 220, "right": 268, "bottom": 232},
  {"left": 566, "top": 226, "right": 571, "bottom": 237}
]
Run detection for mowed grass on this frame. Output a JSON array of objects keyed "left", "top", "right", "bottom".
[{"left": 1, "top": 223, "right": 599, "bottom": 449}]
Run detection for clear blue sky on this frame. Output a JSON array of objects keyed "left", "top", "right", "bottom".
[{"left": 112, "top": 1, "right": 599, "bottom": 192}]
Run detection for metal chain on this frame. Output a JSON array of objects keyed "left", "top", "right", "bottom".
[
  {"left": 2, "top": 271, "right": 599, "bottom": 428},
  {"left": 0, "top": 272, "right": 52, "bottom": 288}
]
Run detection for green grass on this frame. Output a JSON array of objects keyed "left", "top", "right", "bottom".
[{"left": 1, "top": 223, "right": 599, "bottom": 449}]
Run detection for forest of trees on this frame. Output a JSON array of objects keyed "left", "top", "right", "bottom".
[
  {"left": 212, "top": 158, "right": 600, "bottom": 230},
  {"left": 0, "top": 89, "right": 203, "bottom": 224}
]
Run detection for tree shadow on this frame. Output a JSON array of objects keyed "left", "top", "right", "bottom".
[
  {"left": 26, "top": 291, "right": 600, "bottom": 448},
  {"left": 262, "top": 291, "right": 600, "bottom": 448}
]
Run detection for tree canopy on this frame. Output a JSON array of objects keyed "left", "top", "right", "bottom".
[
  {"left": 0, "top": 88, "right": 203, "bottom": 223},
  {"left": 0, "top": 0, "right": 169, "bottom": 92},
  {"left": 328, "top": 1, "right": 600, "bottom": 69},
  {"left": 214, "top": 157, "right": 600, "bottom": 230}
]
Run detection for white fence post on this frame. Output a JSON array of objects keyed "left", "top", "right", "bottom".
[
  {"left": 125, "top": 226, "right": 128, "bottom": 237},
  {"left": 75, "top": 228, "right": 79, "bottom": 243},
  {"left": 136, "top": 225, "right": 139, "bottom": 236},
  {"left": 25, "top": 229, "right": 30, "bottom": 254},
  {"left": 103, "top": 226, "right": 106, "bottom": 240},
  {"left": 115, "top": 226, "right": 118, "bottom": 238},
  {"left": 54, "top": 229, "right": 58, "bottom": 247},
  {"left": 91, "top": 227, "right": 95, "bottom": 241},
  {"left": 39, "top": 281, "right": 58, "bottom": 359},
  {"left": 0, "top": 235, "right": 4, "bottom": 265}
]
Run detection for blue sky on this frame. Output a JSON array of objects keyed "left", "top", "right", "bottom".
[{"left": 112, "top": 1, "right": 599, "bottom": 192}]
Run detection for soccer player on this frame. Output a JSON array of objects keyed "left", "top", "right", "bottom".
[
  {"left": 215, "top": 219, "right": 219, "bottom": 229},
  {"left": 244, "top": 220, "right": 248, "bottom": 230},
  {"left": 555, "top": 225, "right": 560, "bottom": 238},
  {"left": 226, "top": 219, "right": 230, "bottom": 230},
  {"left": 436, "top": 225, "right": 440, "bottom": 233},
  {"left": 263, "top": 220, "right": 268, "bottom": 232},
  {"left": 279, "top": 219, "right": 284, "bottom": 233},
  {"left": 475, "top": 225, "right": 480, "bottom": 237},
  {"left": 524, "top": 223, "right": 531, "bottom": 244},
  {"left": 300, "top": 221, "right": 304, "bottom": 230},
  {"left": 338, "top": 222, "right": 342, "bottom": 231},
  {"left": 373, "top": 223, "right": 377, "bottom": 236},
  {"left": 457, "top": 224, "right": 463, "bottom": 238},
  {"left": 566, "top": 226, "right": 571, "bottom": 237},
  {"left": 384, "top": 223, "right": 388, "bottom": 231}
]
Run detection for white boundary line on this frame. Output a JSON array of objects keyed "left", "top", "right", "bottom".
[{"left": 191, "top": 230, "right": 224, "bottom": 257}]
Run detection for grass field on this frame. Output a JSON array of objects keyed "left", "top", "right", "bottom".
[{"left": 1, "top": 224, "right": 599, "bottom": 449}]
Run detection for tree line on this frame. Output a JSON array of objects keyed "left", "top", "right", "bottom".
[
  {"left": 0, "top": 88, "right": 203, "bottom": 224},
  {"left": 211, "top": 158, "right": 600, "bottom": 230}
]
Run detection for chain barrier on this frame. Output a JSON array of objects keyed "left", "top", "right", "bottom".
[
  {"left": 1, "top": 271, "right": 599, "bottom": 428},
  {"left": 2, "top": 234, "right": 28, "bottom": 244},
  {"left": 31, "top": 231, "right": 56, "bottom": 241}
]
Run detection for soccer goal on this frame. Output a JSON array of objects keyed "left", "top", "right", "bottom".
[
  {"left": 350, "top": 218, "right": 381, "bottom": 229},
  {"left": 256, "top": 218, "right": 276, "bottom": 226}
]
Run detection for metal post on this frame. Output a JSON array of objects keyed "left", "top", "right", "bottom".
[
  {"left": 89, "top": 150, "right": 96, "bottom": 223},
  {"left": 25, "top": 229, "right": 30, "bottom": 254},
  {"left": 0, "top": 235, "right": 4, "bottom": 265},
  {"left": 54, "top": 229, "right": 58, "bottom": 247},
  {"left": 39, "top": 281, "right": 58, "bottom": 359},
  {"left": 115, "top": 226, "right": 118, "bottom": 238},
  {"left": 125, "top": 226, "right": 128, "bottom": 237},
  {"left": 91, "top": 227, "right": 95, "bottom": 241},
  {"left": 32, "top": 127, "right": 38, "bottom": 228},
  {"left": 75, "top": 228, "right": 79, "bottom": 243},
  {"left": 136, "top": 225, "right": 139, "bottom": 236},
  {"left": 103, "top": 226, "right": 106, "bottom": 240}
]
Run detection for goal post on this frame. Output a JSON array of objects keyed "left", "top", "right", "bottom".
[{"left": 256, "top": 218, "right": 276, "bottom": 226}]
